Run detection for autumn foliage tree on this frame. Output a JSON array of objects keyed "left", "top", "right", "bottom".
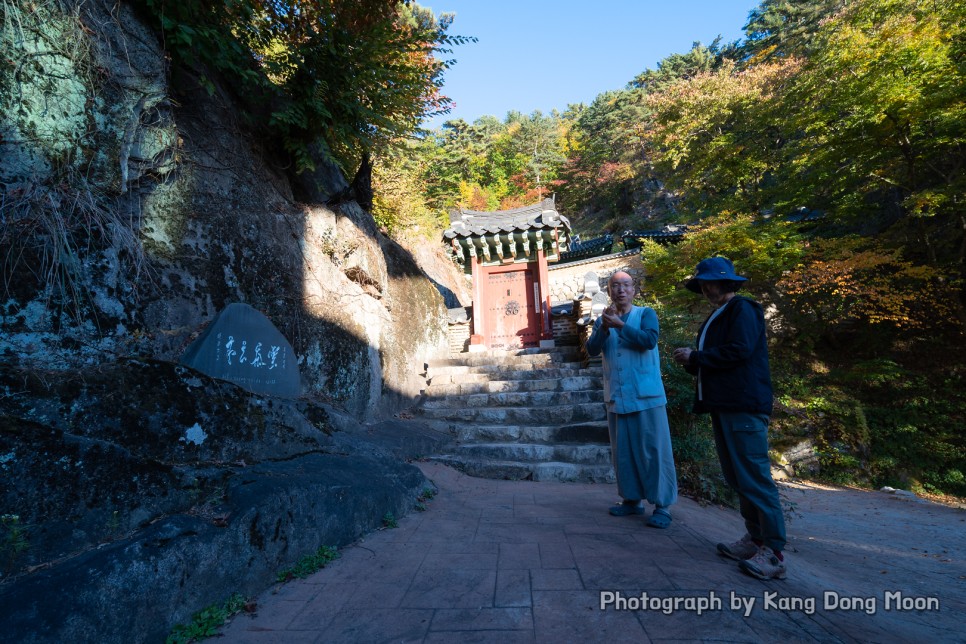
[
  {"left": 779, "top": 0, "right": 966, "bottom": 276},
  {"left": 643, "top": 0, "right": 965, "bottom": 281},
  {"left": 598, "top": 0, "right": 965, "bottom": 495},
  {"left": 418, "top": 110, "right": 569, "bottom": 216},
  {"left": 644, "top": 59, "right": 802, "bottom": 216},
  {"left": 777, "top": 237, "right": 957, "bottom": 345}
]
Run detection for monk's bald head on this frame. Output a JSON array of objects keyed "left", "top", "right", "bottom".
[{"left": 609, "top": 271, "right": 636, "bottom": 291}]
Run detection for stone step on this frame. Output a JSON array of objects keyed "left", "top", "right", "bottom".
[
  {"left": 414, "top": 348, "right": 611, "bottom": 485},
  {"left": 428, "top": 366, "right": 600, "bottom": 385},
  {"left": 453, "top": 422, "right": 610, "bottom": 444},
  {"left": 428, "top": 455, "right": 616, "bottom": 483},
  {"left": 424, "top": 375, "right": 602, "bottom": 397},
  {"left": 453, "top": 442, "right": 612, "bottom": 465},
  {"left": 427, "top": 361, "right": 589, "bottom": 378},
  {"left": 419, "top": 389, "right": 604, "bottom": 410},
  {"left": 414, "top": 402, "right": 606, "bottom": 425},
  {"left": 426, "top": 347, "right": 581, "bottom": 369}
]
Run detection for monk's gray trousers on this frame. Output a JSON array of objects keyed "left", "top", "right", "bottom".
[{"left": 607, "top": 406, "right": 678, "bottom": 507}]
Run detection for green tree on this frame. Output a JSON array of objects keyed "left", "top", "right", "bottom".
[
  {"left": 561, "top": 41, "right": 731, "bottom": 223},
  {"left": 426, "top": 117, "right": 511, "bottom": 210},
  {"left": 630, "top": 40, "right": 725, "bottom": 91},
  {"left": 643, "top": 59, "right": 802, "bottom": 216},
  {"left": 558, "top": 88, "right": 652, "bottom": 219},
  {"left": 738, "top": 0, "right": 845, "bottom": 64},
  {"left": 419, "top": 111, "right": 568, "bottom": 212},
  {"left": 780, "top": 0, "right": 966, "bottom": 280},
  {"left": 505, "top": 110, "right": 566, "bottom": 201},
  {"left": 372, "top": 137, "right": 445, "bottom": 237},
  {"left": 137, "top": 0, "right": 473, "bottom": 174},
  {"left": 638, "top": 213, "right": 805, "bottom": 306}
]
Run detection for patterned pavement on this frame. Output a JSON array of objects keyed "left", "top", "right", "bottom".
[{"left": 217, "top": 461, "right": 966, "bottom": 643}]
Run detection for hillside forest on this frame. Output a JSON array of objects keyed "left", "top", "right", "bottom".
[
  {"left": 18, "top": 0, "right": 966, "bottom": 500},
  {"left": 394, "top": 0, "right": 966, "bottom": 501}
]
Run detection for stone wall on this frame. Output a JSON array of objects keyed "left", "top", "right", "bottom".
[
  {"left": 547, "top": 250, "right": 644, "bottom": 303},
  {"left": 551, "top": 314, "right": 580, "bottom": 346},
  {"left": 448, "top": 322, "right": 471, "bottom": 355}
]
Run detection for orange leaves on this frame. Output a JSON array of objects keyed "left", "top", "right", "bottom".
[
  {"left": 596, "top": 162, "right": 633, "bottom": 184},
  {"left": 777, "top": 237, "right": 955, "bottom": 331}
]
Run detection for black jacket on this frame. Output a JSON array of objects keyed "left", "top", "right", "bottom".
[{"left": 685, "top": 295, "right": 773, "bottom": 415}]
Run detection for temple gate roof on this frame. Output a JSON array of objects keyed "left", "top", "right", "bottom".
[{"left": 443, "top": 198, "right": 571, "bottom": 267}]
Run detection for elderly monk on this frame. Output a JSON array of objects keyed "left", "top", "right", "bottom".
[{"left": 587, "top": 271, "right": 678, "bottom": 528}]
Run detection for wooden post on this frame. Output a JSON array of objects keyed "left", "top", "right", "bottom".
[
  {"left": 469, "top": 256, "right": 486, "bottom": 351},
  {"left": 536, "top": 246, "right": 553, "bottom": 346}
]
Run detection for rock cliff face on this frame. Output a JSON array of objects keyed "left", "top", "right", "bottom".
[
  {"left": 0, "top": 0, "right": 451, "bottom": 415},
  {"left": 0, "top": 1, "right": 457, "bottom": 640},
  {"left": 0, "top": 359, "right": 450, "bottom": 643}
]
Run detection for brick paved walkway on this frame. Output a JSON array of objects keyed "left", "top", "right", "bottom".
[{"left": 218, "top": 461, "right": 965, "bottom": 643}]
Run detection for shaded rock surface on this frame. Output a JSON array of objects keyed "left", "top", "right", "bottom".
[
  {"left": 0, "top": 360, "right": 453, "bottom": 643},
  {"left": 0, "top": 0, "right": 454, "bottom": 418},
  {"left": 0, "top": 2, "right": 468, "bottom": 641},
  {"left": 2, "top": 453, "right": 426, "bottom": 644}
]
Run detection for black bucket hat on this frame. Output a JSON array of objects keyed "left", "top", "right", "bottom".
[{"left": 685, "top": 256, "right": 748, "bottom": 293}]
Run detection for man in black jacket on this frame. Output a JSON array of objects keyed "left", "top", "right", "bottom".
[{"left": 672, "top": 257, "right": 787, "bottom": 580}]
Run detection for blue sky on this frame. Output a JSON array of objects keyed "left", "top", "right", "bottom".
[{"left": 422, "top": 0, "right": 762, "bottom": 128}]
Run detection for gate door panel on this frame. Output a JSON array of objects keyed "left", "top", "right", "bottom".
[{"left": 483, "top": 266, "right": 539, "bottom": 349}]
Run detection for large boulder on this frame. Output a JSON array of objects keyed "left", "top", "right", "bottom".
[
  {"left": 0, "top": 359, "right": 452, "bottom": 643},
  {"left": 1, "top": 451, "right": 431, "bottom": 644}
]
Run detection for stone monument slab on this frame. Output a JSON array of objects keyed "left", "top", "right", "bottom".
[
  {"left": 590, "top": 290, "right": 609, "bottom": 320},
  {"left": 582, "top": 271, "right": 600, "bottom": 300},
  {"left": 180, "top": 303, "right": 300, "bottom": 398}
]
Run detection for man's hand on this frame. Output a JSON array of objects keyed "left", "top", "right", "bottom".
[
  {"left": 600, "top": 305, "right": 623, "bottom": 330},
  {"left": 672, "top": 347, "right": 692, "bottom": 365}
]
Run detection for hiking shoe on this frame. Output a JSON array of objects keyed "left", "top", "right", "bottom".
[
  {"left": 739, "top": 546, "right": 787, "bottom": 580},
  {"left": 608, "top": 501, "right": 644, "bottom": 516},
  {"left": 717, "top": 534, "right": 759, "bottom": 561}
]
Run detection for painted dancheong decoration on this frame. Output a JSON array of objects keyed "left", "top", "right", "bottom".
[
  {"left": 180, "top": 303, "right": 300, "bottom": 398},
  {"left": 443, "top": 197, "right": 572, "bottom": 350}
]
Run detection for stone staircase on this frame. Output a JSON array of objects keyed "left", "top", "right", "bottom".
[{"left": 414, "top": 347, "right": 616, "bottom": 482}]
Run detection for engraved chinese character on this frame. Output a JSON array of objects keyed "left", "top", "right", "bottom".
[
  {"left": 225, "top": 336, "right": 237, "bottom": 365},
  {"left": 268, "top": 345, "right": 280, "bottom": 370},
  {"left": 251, "top": 342, "right": 265, "bottom": 367}
]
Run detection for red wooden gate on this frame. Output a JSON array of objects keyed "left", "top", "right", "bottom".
[{"left": 482, "top": 265, "right": 540, "bottom": 349}]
